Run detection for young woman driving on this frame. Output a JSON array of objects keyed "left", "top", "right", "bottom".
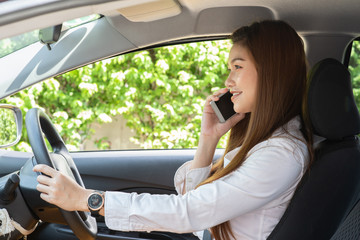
[{"left": 33, "top": 20, "right": 313, "bottom": 240}]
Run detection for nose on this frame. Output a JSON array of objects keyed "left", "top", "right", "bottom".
[{"left": 225, "top": 73, "right": 234, "bottom": 88}]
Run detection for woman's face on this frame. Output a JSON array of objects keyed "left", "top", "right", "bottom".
[{"left": 225, "top": 44, "right": 258, "bottom": 113}]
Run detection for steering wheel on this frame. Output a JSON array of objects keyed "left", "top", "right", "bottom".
[{"left": 25, "top": 108, "right": 97, "bottom": 240}]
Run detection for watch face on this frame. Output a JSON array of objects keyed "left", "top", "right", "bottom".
[{"left": 88, "top": 193, "right": 103, "bottom": 210}]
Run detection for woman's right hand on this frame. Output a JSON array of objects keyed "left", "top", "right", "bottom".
[
  {"left": 190, "top": 89, "right": 245, "bottom": 170},
  {"left": 201, "top": 88, "right": 245, "bottom": 141}
]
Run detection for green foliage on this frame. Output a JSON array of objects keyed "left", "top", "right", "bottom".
[
  {"left": 0, "top": 30, "right": 39, "bottom": 58},
  {"left": 349, "top": 40, "right": 360, "bottom": 112},
  {"left": 0, "top": 108, "right": 17, "bottom": 145},
  {"left": 1, "top": 40, "right": 232, "bottom": 151}
]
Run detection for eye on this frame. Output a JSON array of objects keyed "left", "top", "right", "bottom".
[{"left": 235, "top": 65, "right": 242, "bottom": 69}]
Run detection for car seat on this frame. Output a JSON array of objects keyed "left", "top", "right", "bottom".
[{"left": 267, "top": 58, "right": 360, "bottom": 240}]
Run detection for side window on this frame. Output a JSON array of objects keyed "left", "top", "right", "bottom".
[
  {"left": 2, "top": 40, "right": 232, "bottom": 152},
  {"left": 349, "top": 39, "right": 360, "bottom": 112}
]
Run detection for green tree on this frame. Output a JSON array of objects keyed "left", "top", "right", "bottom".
[
  {"left": 349, "top": 40, "right": 360, "bottom": 112},
  {"left": 0, "top": 30, "right": 39, "bottom": 58},
  {"left": 1, "top": 40, "right": 232, "bottom": 151},
  {"left": 0, "top": 108, "right": 17, "bottom": 145}
]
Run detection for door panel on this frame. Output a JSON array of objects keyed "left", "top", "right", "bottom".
[
  {"left": 0, "top": 151, "right": 32, "bottom": 177},
  {"left": 73, "top": 149, "right": 199, "bottom": 194}
]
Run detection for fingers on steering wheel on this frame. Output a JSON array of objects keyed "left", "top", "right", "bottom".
[
  {"left": 33, "top": 164, "right": 56, "bottom": 177},
  {"left": 36, "top": 182, "right": 51, "bottom": 193},
  {"left": 36, "top": 174, "right": 52, "bottom": 186},
  {"left": 39, "top": 192, "right": 54, "bottom": 204}
]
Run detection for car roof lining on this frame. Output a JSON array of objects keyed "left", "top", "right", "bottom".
[
  {"left": 106, "top": 6, "right": 275, "bottom": 49},
  {"left": 1, "top": 0, "right": 360, "bottom": 39},
  {"left": 0, "top": 0, "right": 181, "bottom": 40}
]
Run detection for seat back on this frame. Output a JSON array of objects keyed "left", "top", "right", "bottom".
[
  {"left": 268, "top": 58, "right": 360, "bottom": 240},
  {"left": 330, "top": 197, "right": 360, "bottom": 240}
]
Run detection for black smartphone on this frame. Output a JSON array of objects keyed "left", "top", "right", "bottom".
[{"left": 210, "top": 91, "right": 236, "bottom": 123}]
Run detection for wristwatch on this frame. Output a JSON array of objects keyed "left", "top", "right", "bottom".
[{"left": 87, "top": 190, "right": 104, "bottom": 217}]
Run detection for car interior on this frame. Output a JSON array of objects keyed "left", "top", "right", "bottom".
[{"left": 0, "top": 0, "right": 360, "bottom": 239}]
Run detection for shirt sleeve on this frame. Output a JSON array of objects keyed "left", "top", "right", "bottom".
[
  {"left": 174, "top": 161, "right": 212, "bottom": 194},
  {"left": 104, "top": 144, "right": 306, "bottom": 233}
]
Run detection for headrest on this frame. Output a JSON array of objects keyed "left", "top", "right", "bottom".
[{"left": 308, "top": 58, "right": 360, "bottom": 140}]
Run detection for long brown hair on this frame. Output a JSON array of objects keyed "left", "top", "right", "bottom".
[{"left": 198, "top": 20, "right": 313, "bottom": 239}]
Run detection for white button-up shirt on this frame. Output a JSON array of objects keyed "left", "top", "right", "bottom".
[{"left": 104, "top": 117, "right": 309, "bottom": 239}]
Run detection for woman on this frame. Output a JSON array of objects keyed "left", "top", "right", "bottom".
[{"left": 33, "top": 20, "right": 313, "bottom": 239}]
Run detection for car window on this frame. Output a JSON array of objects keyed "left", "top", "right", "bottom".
[
  {"left": 1, "top": 40, "right": 232, "bottom": 152},
  {"left": 348, "top": 39, "right": 360, "bottom": 112}
]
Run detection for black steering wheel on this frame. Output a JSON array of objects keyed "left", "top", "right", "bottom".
[{"left": 25, "top": 108, "right": 97, "bottom": 240}]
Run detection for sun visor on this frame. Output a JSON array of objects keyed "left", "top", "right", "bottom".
[{"left": 116, "top": 0, "right": 181, "bottom": 22}]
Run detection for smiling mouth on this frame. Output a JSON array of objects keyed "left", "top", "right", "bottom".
[{"left": 231, "top": 91, "right": 242, "bottom": 102}]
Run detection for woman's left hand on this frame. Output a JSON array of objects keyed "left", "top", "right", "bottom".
[{"left": 33, "top": 164, "right": 91, "bottom": 212}]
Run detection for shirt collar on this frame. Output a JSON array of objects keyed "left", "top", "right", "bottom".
[
  {"left": 272, "top": 116, "right": 302, "bottom": 137},
  {"left": 223, "top": 116, "right": 302, "bottom": 166}
]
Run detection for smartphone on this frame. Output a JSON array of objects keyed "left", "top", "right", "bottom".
[{"left": 210, "top": 90, "right": 236, "bottom": 123}]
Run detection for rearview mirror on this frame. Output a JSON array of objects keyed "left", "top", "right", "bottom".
[
  {"left": 39, "top": 24, "right": 62, "bottom": 51},
  {"left": 0, "top": 105, "right": 22, "bottom": 148}
]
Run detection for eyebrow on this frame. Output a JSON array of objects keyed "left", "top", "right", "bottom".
[
  {"left": 230, "top": 57, "right": 245, "bottom": 63},
  {"left": 228, "top": 57, "right": 246, "bottom": 67}
]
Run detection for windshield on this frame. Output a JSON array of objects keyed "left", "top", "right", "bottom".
[
  {"left": 0, "top": 30, "right": 39, "bottom": 58},
  {"left": 0, "top": 14, "right": 100, "bottom": 58}
]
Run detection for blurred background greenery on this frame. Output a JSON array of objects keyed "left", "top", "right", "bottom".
[
  {"left": 1, "top": 40, "right": 232, "bottom": 151},
  {"left": 349, "top": 41, "right": 360, "bottom": 112}
]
